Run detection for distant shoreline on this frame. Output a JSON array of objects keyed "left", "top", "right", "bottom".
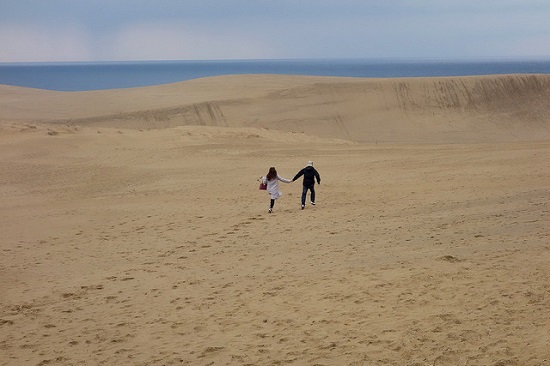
[{"left": 1, "top": 58, "right": 549, "bottom": 91}]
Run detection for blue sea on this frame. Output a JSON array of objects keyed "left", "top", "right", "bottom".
[{"left": 0, "top": 58, "right": 548, "bottom": 91}]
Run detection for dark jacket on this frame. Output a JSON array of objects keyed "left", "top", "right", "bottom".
[{"left": 292, "top": 166, "right": 321, "bottom": 187}]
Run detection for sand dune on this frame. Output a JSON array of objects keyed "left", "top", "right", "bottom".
[
  {"left": 1, "top": 74, "right": 548, "bottom": 143},
  {"left": 0, "top": 75, "right": 549, "bottom": 365}
]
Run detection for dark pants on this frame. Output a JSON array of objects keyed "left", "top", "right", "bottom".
[
  {"left": 301, "top": 185, "right": 315, "bottom": 205},
  {"left": 270, "top": 199, "right": 275, "bottom": 209}
]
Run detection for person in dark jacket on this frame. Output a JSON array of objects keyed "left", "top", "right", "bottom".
[{"left": 292, "top": 161, "right": 321, "bottom": 209}]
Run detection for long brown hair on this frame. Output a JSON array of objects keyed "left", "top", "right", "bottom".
[{"left": 266, "top": 167, "right": 277, "bottom": 181}]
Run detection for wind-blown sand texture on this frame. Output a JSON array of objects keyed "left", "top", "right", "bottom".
[{"left": 1, "top": 74, "right": 549, "bottom": 365}]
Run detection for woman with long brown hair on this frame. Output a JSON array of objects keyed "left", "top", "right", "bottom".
[{"left": 260, "top": 167, "right": 291, "bottom": 213}]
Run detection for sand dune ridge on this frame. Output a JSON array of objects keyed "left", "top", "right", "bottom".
[{"left": 1, "top": 74, "right": 548, "bottom": 142}]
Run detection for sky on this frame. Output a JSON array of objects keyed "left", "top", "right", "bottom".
[{"left": 1, "top": 0, "right": 549, "bottom": 63}]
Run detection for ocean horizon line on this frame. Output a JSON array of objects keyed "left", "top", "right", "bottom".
[
  {"left": 1, "top": 56, "right": 550, "bottom": 67},
  {"left": 1, "top": 58, "right": 549, "bottom": 91}
]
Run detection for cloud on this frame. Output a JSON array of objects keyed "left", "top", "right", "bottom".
[
  {"left": 0, "top": 23, "right": 93, "bottom": 62},
  {"left": 0, "top": 21, "right": 280, "bottom": 62},
  {"left": 107, "top": 23, "right": 279, "bottom": 61},
  {"left": 1, "top": 0, "right": 548, "bottom": 61}
]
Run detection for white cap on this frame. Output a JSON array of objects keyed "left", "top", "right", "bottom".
[{"left": 307, "top": 161, "right": 313, "bottom": 166}]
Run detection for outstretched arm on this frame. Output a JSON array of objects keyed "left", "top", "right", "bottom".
[
  {"left": 315, "top": 170, "right": 321, "bottom": 184},
  {"left": 292, "top": 169, "right": 304, "bottom": 182}
]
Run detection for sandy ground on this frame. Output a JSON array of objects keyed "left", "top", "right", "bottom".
[{"left": 0, "top": 75, "right": 549, "bottom": 365}]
